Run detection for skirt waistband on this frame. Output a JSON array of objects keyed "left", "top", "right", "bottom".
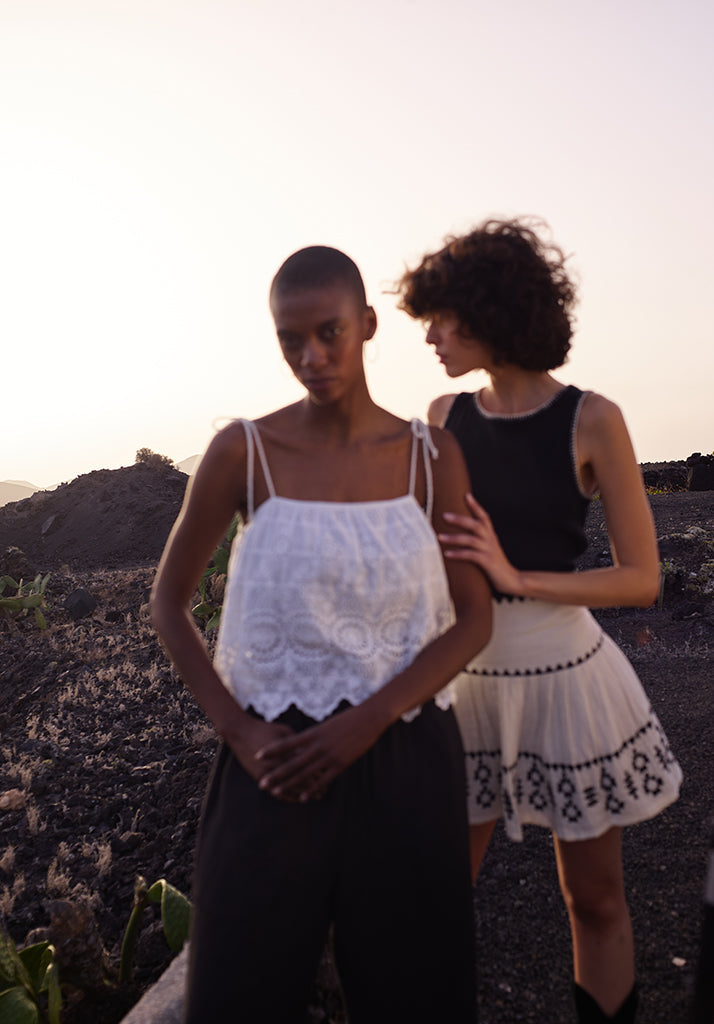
[{"left": 465, "top": 598, "right": 603, "bottom": 678}]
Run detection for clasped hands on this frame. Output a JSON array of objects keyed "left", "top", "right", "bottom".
[{"left": 232, "top": 701, "right": 383, "bottom": 805}]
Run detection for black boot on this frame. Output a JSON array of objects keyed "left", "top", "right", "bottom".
[{"left": 574, "top": 983, "right": 638, "bottom": 1023}]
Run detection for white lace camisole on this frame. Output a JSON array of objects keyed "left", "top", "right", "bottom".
[{"left": 213, "top": 418, "right": 456, "bottom": 723}]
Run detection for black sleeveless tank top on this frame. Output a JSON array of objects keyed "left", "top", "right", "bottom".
[{"left": 444, "top": 385, "right": 591, "bottom": 572}]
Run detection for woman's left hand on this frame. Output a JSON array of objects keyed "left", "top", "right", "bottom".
[
  {"left": 440, "top": 493, "right": 523, "bottom": 596},
  {"left": 254, "top": 702, "right": 384, "bottom": 802}
]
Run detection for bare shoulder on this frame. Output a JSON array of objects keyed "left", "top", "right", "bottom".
[
  {"left": 427, "top": 393, "right": 458, "bottom": 428},
  {"left": 201, "top": 418, "right": 249, "bottom": 469},
  {"left": 156, "top": 418, "right": 249, "bottom": 583},
  {"left": 579, "top": 390, "right": 625, "bottom": 427},
  {"left": 578, "top": 390, "right": 635, "bottom": 456},
  {"left": 576, "top": 391, "right": 642, "bottom": 497},
  {"left": 187, "top": 419, "right": 250, "bottom": 513}
]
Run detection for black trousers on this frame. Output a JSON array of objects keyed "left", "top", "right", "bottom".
[{"left": 183, "top": 702, "right": 477, "bottom": 1023}]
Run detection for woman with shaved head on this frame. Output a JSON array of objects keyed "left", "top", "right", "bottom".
[{"left": 152, "top": 244, "right": 492, "bottom": 1022}]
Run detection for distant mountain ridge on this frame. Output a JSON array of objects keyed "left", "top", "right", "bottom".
[
  {"left": 0, "top": 480, "right": 39, "bottom": 507},
  {"left": 176, "top": 455, "right": 200, "bottom": 476}
]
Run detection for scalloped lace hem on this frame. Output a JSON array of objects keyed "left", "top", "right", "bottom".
[{"left": 239, "top": 684, "right": 454, "bottom": 724}]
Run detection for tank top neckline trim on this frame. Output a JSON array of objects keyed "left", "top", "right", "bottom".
[{"left": 473, "top": 384, "right": 573, "bottom": 421}]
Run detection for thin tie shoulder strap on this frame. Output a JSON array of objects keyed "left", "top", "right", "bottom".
[
  {"left": 408, "top": 418, "right": 439, "bottom": 521},
  {"left": 239, "top": 419, "right": 276, "bottom": 520}
]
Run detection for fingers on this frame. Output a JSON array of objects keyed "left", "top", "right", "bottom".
[
  {"left": 440, "top": 494, "right": 492, "bottom": 534},
  {"left": 253, "top": 706, "right": 374, "bottom": 803},
  {"left": 440, "top": 496, "right": 495, "bottom": 558},
  {"left": 257, "top": 737, "right": 339, "bottom": 802},
  {"left": 437, "top": 530, "right": 491, "bottom": 566},
  {"left": 255, "top": 730, "right": 304, "bottom": 763},
  {"left": 259, "top": 752, "right": 326, "bottom": 794},
  {"left": 465, "top": 492, "right": 488, "bottom": 517},
  {"left": 438, "top": 528, "right": 482, "bottom": 548},
  {"left": 442, "top": 510, "right": 479, "bottom": 531},
  {"left": 263, "top": 776, "right": 328, "bottom": 803},
  {"left": 262, "top": 768, "right": 330, "bottom": 803}
]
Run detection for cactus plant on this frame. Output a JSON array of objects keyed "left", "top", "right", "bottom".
[
  {"left": 0, "top": 928, "right": 61, "bottom": 1024},
  {"left": 0, "top": 574, "right": 50, "bottom": 629},
  {"left": 191, "top": 513, "right": 241, "bottom": 630},
  {"left": 119, "top": 877, "right": 191, "bottom": 984}
]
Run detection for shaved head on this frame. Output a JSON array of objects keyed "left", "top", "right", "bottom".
[{"left": 270, "top": 246, "right": 367, "bottom": 310}]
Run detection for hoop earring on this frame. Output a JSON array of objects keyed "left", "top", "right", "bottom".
[{"left": 364, "top": 337, "right": 378, "bottom": 364}]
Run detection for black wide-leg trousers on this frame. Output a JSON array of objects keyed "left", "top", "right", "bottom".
[{"left": 183, "top": 701, "right": 477, "bottom": 1023}]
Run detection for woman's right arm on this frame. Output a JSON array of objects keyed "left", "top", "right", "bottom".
[{"left": 150, "top": 424, "right": 292, "bottom": 782}]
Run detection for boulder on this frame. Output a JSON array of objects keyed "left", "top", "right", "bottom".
[
  {"left": 64, "top": 588, "right": 98, "bottom": 620},
  {"left": 642, "top": 465, "right": 688, "bottom": 491},
  {"left": 687, "top": 453, "right": 714, "bottom": 492},
  {"left": 41, "top": 513, "right": 63, "bottom": 536}
]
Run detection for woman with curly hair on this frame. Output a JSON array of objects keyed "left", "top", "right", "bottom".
[{"left": 396, "top": 218, "right": 682, "bottom": 1023}]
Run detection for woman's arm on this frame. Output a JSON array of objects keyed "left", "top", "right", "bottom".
[
  {"left": 151, "top": 424, "right": 293, "bottom": 784},
  {"left": 440, "top": 394, "right": 661, "bottom": 608},
  {"left": 256, "top": 430, "right": 493, "bottom": 800}
]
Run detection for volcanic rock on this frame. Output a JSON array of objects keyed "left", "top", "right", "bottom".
[
  {"left": 0, "top": 463, "right": 188, "bottom": 569},
  {"left": 687, "top": 453, "right": 714, "bottom": 491}
]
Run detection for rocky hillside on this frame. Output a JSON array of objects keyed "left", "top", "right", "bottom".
[
  {"left": 0, "top": 463, "right": 188, "bottom": 572},
  {"left": 640, "top": 452, "right": 714, "bottom": 492}
]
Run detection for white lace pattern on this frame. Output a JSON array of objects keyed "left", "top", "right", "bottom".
[{"left": 213, "top": 421, "right": 455, "bottom": 722}]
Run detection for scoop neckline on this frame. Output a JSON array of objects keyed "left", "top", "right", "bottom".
[{"left": 473, "top": 385, "right": 570, "bottom": 420}]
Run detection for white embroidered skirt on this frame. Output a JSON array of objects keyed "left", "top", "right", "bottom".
[{"left": 452, "top": 598, "right": 683, "bottom": 842}]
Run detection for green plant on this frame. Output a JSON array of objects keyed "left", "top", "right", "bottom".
[
  {"left": 0, "top": 928, "right": 61, "bottom": 1024},
  {"left": 0, "top": 575, "right": 50, "bottom": 629},
  {"left": 119, "top": 877, "right": 191, "bottom": 984},
  {"left": 657, "top": 558, "right": 679, "bottom": 610},
  {"left": 191, "top": 513, "right": 241, "bottom": 630}
]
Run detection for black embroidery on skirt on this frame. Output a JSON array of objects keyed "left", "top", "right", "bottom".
[
  {"left": 464, "top": 716, "right": 679, "bottom": 826},
  {"left": 557, "top": 772, "right": 581, "bottom": 823},
  {"left": 466, "top": 632, "right": 605, "bottom": 677},
  {"left": 468, "top": 752, "right": 498, "bottom": 810}
]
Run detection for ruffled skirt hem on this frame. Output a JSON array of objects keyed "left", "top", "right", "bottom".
[{"left": 452, "top": 598, "right": 682, "bottom": 842}]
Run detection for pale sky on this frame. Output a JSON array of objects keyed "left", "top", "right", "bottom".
[{"left": 2, "top": 0, "right": 712, "bottom": 488}]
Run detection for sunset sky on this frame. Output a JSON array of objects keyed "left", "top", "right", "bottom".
[{"left": 2, "top": 0, "right": 712, "bottom": 488}]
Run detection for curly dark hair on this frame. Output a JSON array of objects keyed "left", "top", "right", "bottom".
[{"left": 396, "top": 218, "right": 577, "bottom": 371}]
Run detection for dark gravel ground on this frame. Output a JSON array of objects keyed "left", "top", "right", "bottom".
[{"left": 1, "top": 476, "right": 713, "bottom": 1023}]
